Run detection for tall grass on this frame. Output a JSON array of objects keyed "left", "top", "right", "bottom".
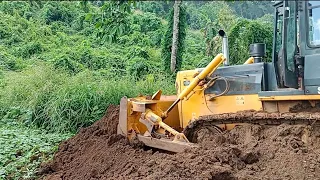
[{"left": 0, "top": 64, "right": 175, "bottom": 133}]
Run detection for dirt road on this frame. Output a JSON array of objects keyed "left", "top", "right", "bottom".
[{"left": 40, "top": 105, "right": 320, "bottom": 180}]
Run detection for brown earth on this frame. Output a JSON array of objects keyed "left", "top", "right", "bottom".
[{"left": 40, "top": 105, "right": 320, "bottom": 180}]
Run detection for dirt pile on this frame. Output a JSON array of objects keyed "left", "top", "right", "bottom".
[{"left": 40, "top": 106, "right": 320, "bottom": 180}]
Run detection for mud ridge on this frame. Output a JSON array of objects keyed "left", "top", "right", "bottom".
[{"left": 40, "top": 106, "right": 320, "bottom": 180}]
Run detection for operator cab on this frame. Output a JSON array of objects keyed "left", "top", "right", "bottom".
[{"left": 272, "top": 0, "right": 320, "bottom": 94}]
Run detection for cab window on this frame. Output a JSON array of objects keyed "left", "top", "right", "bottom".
[
  {"left": 275, "top": 3, "right": 296, "bottom": 72},
  {"left": 286, "top": 1, "right": 296, "bottom": 72},
  {"left": 308, "top": 1, "right": 320, "bottom": 46},
  {"left": 275, "top": 7, "right": 283, "bottom": 55}
]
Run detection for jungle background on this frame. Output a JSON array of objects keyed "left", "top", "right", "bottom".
[{"left": 0, "top": 1, "right": 273, "bottom": 179}]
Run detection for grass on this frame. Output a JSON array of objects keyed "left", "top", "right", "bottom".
[{"left": 0, "top": 64, "right": 176, "bottom": 133}]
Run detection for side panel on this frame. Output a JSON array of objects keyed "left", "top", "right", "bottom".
[
  {"left": 265, "top": 63, "right": 279, "bottom": 91},
  {"left": 205, "top": 94, "right": 262, "bottom": 114},
  {"left": 178, "top": 93, "right": 263, "bottom": 129},
  {"left": 205, "top": 63, "right": 265, "bottom": 95},
  {"left": 304, "top": 54, "right": 320, "bottom": 87}
]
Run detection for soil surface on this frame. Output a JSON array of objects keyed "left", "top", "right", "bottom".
[{"left": 40, "top": 105, "right": 320, "bottom": 180}]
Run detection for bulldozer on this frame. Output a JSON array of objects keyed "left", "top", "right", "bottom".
[{"left": 117, "top": 0, "right": 320, "bottom": 152}]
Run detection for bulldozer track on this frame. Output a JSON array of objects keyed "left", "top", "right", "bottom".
[{"left": 183, "top": 110, "right": 320, "bottom": 137}]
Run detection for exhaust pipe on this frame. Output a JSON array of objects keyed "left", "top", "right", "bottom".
[{"left": 218, "top": 30, "right": 229, "bottom": 66}]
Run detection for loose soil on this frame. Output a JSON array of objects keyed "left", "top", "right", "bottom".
[{"left": 40, "top": 105, "right": 320, "bottom": 180}]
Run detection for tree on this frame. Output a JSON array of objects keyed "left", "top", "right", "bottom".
[
  {"left": 86, "top": 1, "right": 133, "bottom": 43},
  {"left": 170, "top": 0, "right": 181, "bottom": 72},
  {"left": 200, "top": 2, "right": 236, "bottom": 58},
  {"left": 228, "top": 18, "right": 273, "bottom": 64},
  {"left": 161, "top": 3, "right": 186, "bottom": 73},
  {"left": 202, "top": 22, "right": 218, "bottom": 57}
]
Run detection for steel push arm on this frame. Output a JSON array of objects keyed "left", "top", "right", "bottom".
[{"left": 162, "top": 53, "right": 226, "bottom": 118}]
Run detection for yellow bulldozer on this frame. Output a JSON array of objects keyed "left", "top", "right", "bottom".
[{"left": 117, "top": 0, "right": 320, "bottom": 152}]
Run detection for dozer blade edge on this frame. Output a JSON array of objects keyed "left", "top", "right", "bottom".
[{"left": 137, "top": 134, "right": 198, "bottom": 153}]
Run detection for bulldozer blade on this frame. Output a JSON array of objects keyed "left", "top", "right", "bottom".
[
  {"left": 137, "top": 134, "right": 198, "bottom": 153},
  {"left": 117, "top": 96, "right": 128, "bottom": 136}
]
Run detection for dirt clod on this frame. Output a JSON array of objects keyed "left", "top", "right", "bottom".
[{"left": 40, "top": 106, "right": 320, "bottom": 180}]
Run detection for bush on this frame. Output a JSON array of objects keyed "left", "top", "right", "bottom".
[
  {"left": 136, "top": 1, "right": 167, "bottom": 17},
  {"left": 132, "top": 12, "right": 163, "bottom": 33},
  {"left": 127, "top": 57, "right": 151, "bottom": 78},
  {"left": 0, "top": 1, "right": 35, "bottom": 17},
  {"left": 229, "top": 18, "right": 273, "bottom": 64},
  {"left": 16, "top": 41, "right": 43, "bottom": 58},
  {"left": 0, "top": 52, "right": 25, "bottom": 71},
  {"left": 126, "top": 46, "right": 150, "bottom": 60},
  {"left": 41, "top": 2, "right": 76, "bottom": 25},
  {"left": 0, "top": 12, "right": 29, "bottom": 46},
  {"left": 53, "top": 54, "right": 84, "bottom": 74},
  {"left": 118, "top": 31, "right": 152, "bottom": 47}
]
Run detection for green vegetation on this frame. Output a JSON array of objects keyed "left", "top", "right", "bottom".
[
  {"left": 0, "top": 1, "right": 274, "bottom": 179},
  {"left": 0, "top": 117, "right": 71, "bottom": 179},
  {"left": 0, "top": 65, "right": 175, "bottom": 133}
]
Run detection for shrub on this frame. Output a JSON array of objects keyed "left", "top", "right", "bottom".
[
  {"left": 41, "top": 2, "right": 75, "bottom": 25},
  {"left": 132, "top": 12, "right": 163, "bottom": 33},
  {"left": 16, "top": 41, "right": 43, "bottom": 58},
  {"left": 127, "top": 57, "right": 151, "bottom": 78},
  {"left": 53, "top": 54, "right": 84, "bottom": 74},
  {"left": 229, "top": 18, "right": 273, "bottom": 64},
  {"left": 0, "top": 52, "right": 25, "bottom": 71}
]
